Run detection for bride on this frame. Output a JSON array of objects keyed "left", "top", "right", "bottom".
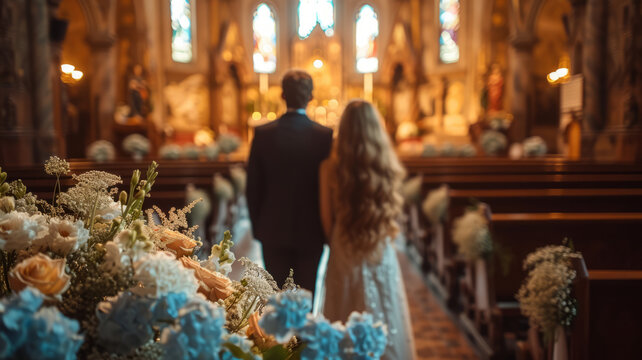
[{"left": 316, "top": 100, "right": 417, "bottom": 359}]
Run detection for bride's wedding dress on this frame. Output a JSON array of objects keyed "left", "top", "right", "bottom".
[{"left": 315, "top": 230, "right": 417, "bottom": 360}]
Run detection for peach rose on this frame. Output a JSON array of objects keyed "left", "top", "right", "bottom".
[
  {"left": 9, "top": 253, "right": 71, "bottom": 298},
  {"left": 179, "top": 257, "right": 234, "bottom": 301},
  {"left": 247, "top": 311, "right": 267, "bottom": 339},
  {"left": 160, "top": 229, "right": 198, "bottom": 257}
]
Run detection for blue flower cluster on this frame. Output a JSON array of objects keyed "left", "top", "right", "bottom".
[
  {"left": 259, "top": 289, "right": 312, "bottom": 342},
  {"left": 220, "top": 333, "right": 260, "bottom": 360},
  {"left": 96, "top": 291, "right": 188, "bottom": 354},
  {"left": 297, "top": 317, "right": 345, "bottom": 360},
  {"left": 160, "top": 296, "right": 228, "bottom": 360},
  {"left": 343, "top": 312, "right": 388, "bottom": 360},
  {"left": 0, "top": 288, "right": 83, "bottom": 360}
]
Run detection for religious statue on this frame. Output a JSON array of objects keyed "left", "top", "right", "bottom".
[
  {"left": 485, "top": 63, "right": 504, "bottom": 113},
  {"left": 127, "top": 65, "right": 150, "bottom": 120}
]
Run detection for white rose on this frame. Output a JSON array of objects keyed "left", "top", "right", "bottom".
[
  {"left": 101, "top": 229, "right": 152, "bottom": 274},
  {"left": 0, "top": 211, "right": 47, "bottom": 251},
  {"left": 34, "top": 218, "right": 89, "bottom": 255},
  {"left": 95, "top": 200, "right": 122, "bottom": 222}
]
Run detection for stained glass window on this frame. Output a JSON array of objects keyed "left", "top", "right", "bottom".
[
  {"left": 171, "top": 0, "right": 193, "bottom": 63},
  {"left": 253, "top": 4, "right": 277, "bottom": 74},
  {"left": 356, "top": 5, "right": 379, "bottom": 73},
  {"left": 298, "top": 0, "right": 335, "bottom": 39},
  {"left": 439, "top": 0, "right": 460, "bottom": 64}
]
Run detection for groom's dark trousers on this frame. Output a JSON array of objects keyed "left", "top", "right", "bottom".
[{"left": 247, "top": 111, "right": 333, "bottom": 294}]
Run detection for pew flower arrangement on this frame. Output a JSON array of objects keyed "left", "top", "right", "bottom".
[
  {"left": 516, "top": 245, "right": 582, "bottom": 342},
  {"left": 159, "top": 144, "right": 182, "bottom": 160},
  {"left": 421, "top": 185, "right": 449, "bottom": 225},
  {"left": 400, "top": 175, "right": 423, "bottom": 204},
  {"left": 0, "top": 159, "right": 388, "bottom": 359},
  {"left": 86, "top": 140, "right": 116, "bottom": 163},
  {"left": 122, "top": 134, "right": 151, "bottom": 160},
  {"left": 522, "top": 136, "right": 548, "bottom": 157},
  {"left": 218, "top": 134, "right": 242, "bottom": 155},
  {"left": 480, "top": 130, "right": 508, "bottom": 156},
  {"left": 451, "top": 204, "right": 493, "bottom": 260}
]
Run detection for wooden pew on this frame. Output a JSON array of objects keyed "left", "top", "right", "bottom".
[{"left": 517, "top": 260, "right": 642, "bottom": 360}]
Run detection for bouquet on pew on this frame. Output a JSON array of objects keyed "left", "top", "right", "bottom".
[
  {"left": 0, "top": 158, "right": 387, "bottom": 360},
  {"left": 516, "top": 244, "right": 582, "bottom": 342},
  {"left": 451, "top": 204, "right": 493, "bottom": 260}
]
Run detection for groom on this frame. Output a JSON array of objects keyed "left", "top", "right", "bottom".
[{"left": 247, "top": 70, "right": 333, "bottom": 293}]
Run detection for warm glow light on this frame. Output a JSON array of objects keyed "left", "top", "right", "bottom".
[
  {"left": 194, "top": 129, "right": 215, "bottom": 146},
  {"left": 556, "top": 67, "right": 569, "bottom": 78},
  {"left": 71, "top": 70, "right": 83, "bottom": 80},
  {"left": 252, "top": 112, "right": 262, "bottom": 121},
  {"left": 313, "top": 59, "right": 323, "bottom": 69},
  {"left": 61, "top": 64, "right": 75, "bottom": 74},
  {"left": 267, "top": 112, "right": 277, "bottom": 120}
]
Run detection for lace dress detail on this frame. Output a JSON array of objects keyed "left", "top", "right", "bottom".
[{"left": 316, "top": 230, "right": 417, "bottom": 360}]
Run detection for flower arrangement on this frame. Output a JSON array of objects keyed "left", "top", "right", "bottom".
[
  {"left": 218, "top": 134, "right": 241, "bottom": 155},
  {"left": 0, "top": 158, "right": 389, "bottom": 359},
  {"left": 229, "top": 166, "right": 247, "bottom": 198},
  {"left": 480, "top": 130, "right": 508, "bottom": 156},
  {"left": 122, "top": 134, "right": 151, "bottom": 160},
  {"left": 421, "top": 185, "right": 449, "bottom": 225},
  {"left": 186, "top": 185, "right": 211, "bottom": 226},
  {"left": 159, "top": 144, "right": 182, "bottom": 160},
  {"left": 458, "top": 144, "right": 477, "bottom": 157},
  {"left": 451, "top": 204, "right": 493, "bottom": 260},
  {"left": 523, "top": 136, "right": 547, "bottom": 157},
  {"left": 516, "top": 245, "right": 581, "bottom": 341},
  {"left": 213, "top": 173, "right": 235, "bottom": 202},
  {"left": 182, "top": 144, "right": 201, "bottom": 160},
  {"left": 203, "top": 145, "right": 220, "bottom": 160},
  {"left": 439, "top": 142, "right": 457, "bottom": 157},
  {"left": 421, "top": 143, "right": 438, "bottom": 157},
  {"left": 86, "top": 140, "right": 116, "bottom": 163},
  {"left": 400, "top": 175, "right": 423, "bottom": 204}
]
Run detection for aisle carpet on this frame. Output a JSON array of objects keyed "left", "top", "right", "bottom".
[{"left": 398, "top": 254, "right": 479, "bottom": 360}]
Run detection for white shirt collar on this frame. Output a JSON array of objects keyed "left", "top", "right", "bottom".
[{"left": 286, "top": 108, "right": 307, "bottom": 115}]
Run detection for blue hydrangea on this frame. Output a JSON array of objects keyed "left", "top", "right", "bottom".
[
  {"left": 342, "top": 312, "right": 388, "bottom": 360},
  {"left": 220, "top": 333, "right": 260, "bottom": 360},
  {"left": 0, "top": 288, "right": 83, "bottom": 360},
  {"left": 259, "top": 289, "right": 312, "bottom": 342},
  {"left": 161, "top": 297, "right": 228, "bottom": 360},
  {"left": 96, "top": 291, "right": 189, "bottom": 354},
  {"left": 297, "top": 316, "right": 345, "bottom": 360},
  {"left": 21, "top": 307, "right": 84, "bottom": 360}
]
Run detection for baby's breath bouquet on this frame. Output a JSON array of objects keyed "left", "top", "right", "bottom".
[
  {"left": 122, "top": 134, "right": 151, "bottom": 160},
  {"left": 451, "top": 204, "right": 493, "bottom": 260},
  {"left": 218, "top": 133, "right": 241, "bottom": 155},
  {"left": 421, "top": 185, "right": 449, "bottom": 225},
  {"left": 0, "top": 158, "right": 388, "bottom": 359},
  {"left": 516, "top": 244, "right": 582, "bottom": 342}
]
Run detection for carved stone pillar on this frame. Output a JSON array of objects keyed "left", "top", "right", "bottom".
[
  {"left": 581, "top": 0, "right": 605, "bottom": 158},
  {"left": 508, "top": 33, "right": 536, "bottom": 142},
  {"left": 87, "top": 31, "right": 117, "bottom": 143}
]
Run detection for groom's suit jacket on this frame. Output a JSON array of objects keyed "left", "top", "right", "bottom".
[{"left": 247, "top": 111, "right": 332, "bottom": 289}]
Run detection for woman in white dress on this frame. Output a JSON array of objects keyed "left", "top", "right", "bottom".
[{"left": 317, "top": 100, "right": 417, "bottom": 359}]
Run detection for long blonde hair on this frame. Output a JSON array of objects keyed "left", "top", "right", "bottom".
[{"left": 331, "top": 100, "right": 405, "bottom": 257}]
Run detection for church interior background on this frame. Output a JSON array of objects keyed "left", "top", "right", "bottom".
[{"left": 1, "top": 0, "right": 640, "bottom": 164}]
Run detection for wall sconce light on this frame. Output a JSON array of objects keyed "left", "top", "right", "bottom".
[{"left": 61, "top": 64, "right": 84, "bottom": 84}]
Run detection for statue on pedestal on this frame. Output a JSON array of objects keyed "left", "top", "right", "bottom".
[
  {"left": 486, "top": 63, "right": 504, "bottom": 113},
  {"left": 127, "top": 65, "right": 150, "bottom": 121}
]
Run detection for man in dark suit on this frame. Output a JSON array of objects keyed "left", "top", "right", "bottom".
[{"left": 247, "top": 70, "right": 333, "bottom": 293}]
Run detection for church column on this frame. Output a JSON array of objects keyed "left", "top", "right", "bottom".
[
  {"left": 508, "top": 33, "right": 536, "bottom": 142},
  {"left": 29, "top": 0, "right": 58, "bottom": 161},
  {"left": 581, "top": 0, "right": 605, "bottom": 156},
  {"left": 86, "top": 1, "right": 117, "bottom": 143}
]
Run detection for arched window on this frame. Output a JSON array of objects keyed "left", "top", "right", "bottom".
[
  {"left": 355, "top": 5, "right": 379, "bottom": 73},
  {"left": 253, "top": 3, "right": 277, "bottom": 73},
  {"left": 439, "top": 0, "right": 460, "bottom": 64},
  {"left": 298, "top": 0, "right": 335, "bottom": 39},
  {"left": 171, "top": 0, "right": 193, "bottom": 63}
]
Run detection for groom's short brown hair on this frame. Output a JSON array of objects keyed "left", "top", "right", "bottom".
[{"left": 282, "top": 70, "right": 313, "bottom": 109}]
